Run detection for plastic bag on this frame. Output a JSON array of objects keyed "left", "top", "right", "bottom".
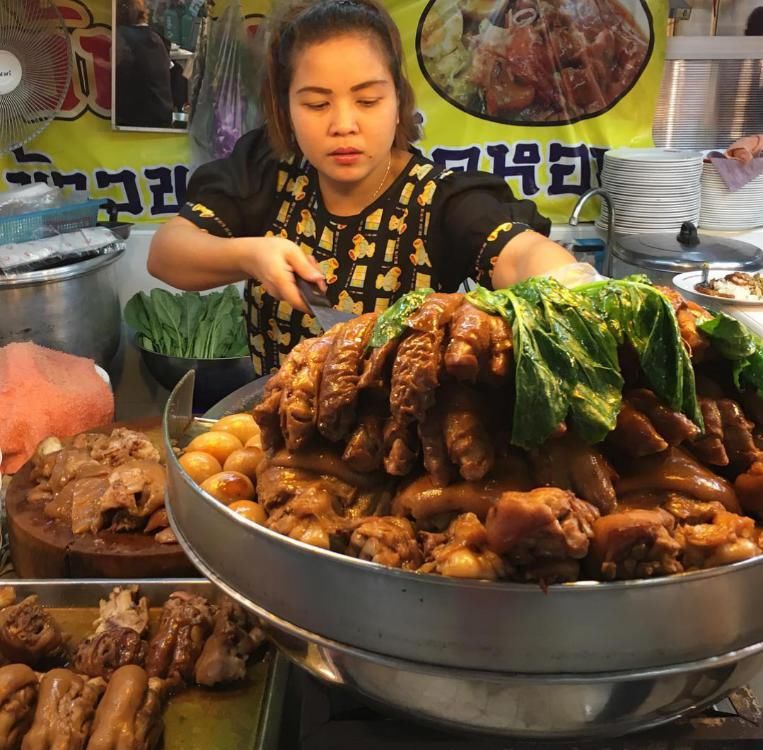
[
  {"left": 0, "top": 185, "right": 88, "bottom": 218},
  {"left": 188, "top": 1, "right": 261, "bottom": 165},
  {"left": 540, "top": 262, "right": 607, "bottom": 288},
  {"left": 0, "top": 227, "right": 124, "bottom": 276}
]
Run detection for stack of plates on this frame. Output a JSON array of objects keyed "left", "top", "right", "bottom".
[
  {"left": 699, "top": 161, "right": 763, "bottom": 231},
  {"left": 596, "top": 148, "right": 703, "bottom": 235}
]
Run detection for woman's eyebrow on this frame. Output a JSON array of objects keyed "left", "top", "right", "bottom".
[
  {"left": 295, "top": 85, "right": 333, "bottom": 95},
  {"left": 350, "top": 79, "right": 389, "bottom": 91},
  {"left": 295, "top": 80, "right": 389, "bottom": 95}
]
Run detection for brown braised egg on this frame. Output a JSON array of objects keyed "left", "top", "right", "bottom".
[
  {"left": 178, "top": 451, "right": 222, "bottom": 484},
  {"left": 200, "top": 471, "right": 255, "bottom": 504},
  {"left": 223, "top": 447, "right": 263, "bottom": 481},
  {"left": 227, "top": 500, "right": 267, "bottom": 525},
  {"left": 186, "top": 431, "right": 243, "bottom": 465},
  {"left": 212, "top": 413, "right": 261, "bottom": 446}
]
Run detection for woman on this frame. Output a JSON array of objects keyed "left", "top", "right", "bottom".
[
  {"left": 746, "top": 7, "right": 763, "bottom": 35},
  {"left": 115, "top": 0, "right": 173, "bottom": 128},
  {"left": 148, "top": 0, "right": 574, "bottom": 375}
]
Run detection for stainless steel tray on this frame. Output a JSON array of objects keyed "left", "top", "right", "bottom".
[
  {"left": 1, "top": 579, "right": 288, "bottom": 750},
  {"left": 164, "top": 372, "right": 763, "bottom": 676}
]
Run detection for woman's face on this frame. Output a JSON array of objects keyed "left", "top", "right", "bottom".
[{"left": 288, "top": 33, "right": 399, "bottom": 189}]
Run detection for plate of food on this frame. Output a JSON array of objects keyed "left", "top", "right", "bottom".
[{"left": 673, "top": 269, "right": 763, "bottom": 306}]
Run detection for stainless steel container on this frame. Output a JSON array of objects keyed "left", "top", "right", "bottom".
[
  {"left": 163, "top": 373, "right": 763, "bottom": 737},
  {"left": 197, "top": 562, "right": 763, "bottom": 739},
  {"left": 164, "top": 374, "right": 763, "bottom": 674},
  {"left": 0, "top": 248, "right": 124, "bottom": 366},
  {"left": 612, "top": 229, "right": 763, "bottom": 285}
]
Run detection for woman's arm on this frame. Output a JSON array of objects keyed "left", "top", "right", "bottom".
[
  {"left": 147, "top": 216, "right": 324, "bottom": 311},
  {"left": 491, "top": 230, "right": 576, "bottom": 288},
  {"left": 148, "top": 217, "right": 249, "bottom": 290}
]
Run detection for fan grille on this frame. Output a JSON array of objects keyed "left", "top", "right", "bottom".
[{"left": 0, "top": 0, "right": 72, "bottom": 154}]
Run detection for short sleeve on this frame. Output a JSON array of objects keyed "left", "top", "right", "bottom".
[
  {"left": 429, "top": 170, "right": 552, "bottom": 291},
  {"left": 178, "top": 127, "right": 279, "bottom": 238}
]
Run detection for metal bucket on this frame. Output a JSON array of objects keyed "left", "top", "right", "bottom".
[{"left": 0, "top": 247, "right": 124, "bottom": 366}]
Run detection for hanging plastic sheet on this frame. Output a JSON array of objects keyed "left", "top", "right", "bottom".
[{"left": 188, "top": 1, "right": 262, "bottom": 165}]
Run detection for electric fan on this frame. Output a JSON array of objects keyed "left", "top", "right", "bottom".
[{"left": 0, "top": 0, "right": 72, "bottom": 154}]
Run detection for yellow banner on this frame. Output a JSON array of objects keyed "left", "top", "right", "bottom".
[
  {"left": 0, "top": 0, "right": 665, "bottom": 224},
  {"left": 0, "top": 0, "right": 264, "bottom": 222},
  {"left": 401, "top": 0, "right": 666, "bottom": 221}
]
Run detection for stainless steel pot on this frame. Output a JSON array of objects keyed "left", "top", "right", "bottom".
[
  {"left": 170, "top": 527, "right": 763, "bottom": 738},
  {"left": 0, "top": 248, "right": 124, "bottom": 366},
  {"left": 163, "top": 373, "right": 763, "bottom": 676},
  {"left": 612, "top": 227, "right": 763, "bottom": 285}
]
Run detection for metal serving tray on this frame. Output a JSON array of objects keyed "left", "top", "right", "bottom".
[{"left": 2, "top": 579, "right": 288, "bottom": 750}]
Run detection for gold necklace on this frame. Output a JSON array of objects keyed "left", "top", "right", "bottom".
[{"left": 370, "top": 156, "right": 392, "bottom": 202}]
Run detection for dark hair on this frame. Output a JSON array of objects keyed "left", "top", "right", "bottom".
[
  {"left": 746, "top": 7, "right": 763, "bottom": 35},
  {"left": 116, "top": 0, "right": 148, "bottom": 26},
  {"left": 261, "top": 0, "right": 420, "bottom": 157}
]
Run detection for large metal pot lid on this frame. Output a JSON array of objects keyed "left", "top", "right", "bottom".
[
  {"left": 613, "top": 222, "right": 763, "bottom": 273},
  {"left": 0, "top": 245, "right": 124, "bottom": 289}
]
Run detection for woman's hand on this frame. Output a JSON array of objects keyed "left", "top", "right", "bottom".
[
  {"left": 491, "top": 231, "right": 576, "bottom": 288},
  {"left": 238, "top": 236, "right": 327, "bottom": 313},
  {"left": 148, "top": 217, "right": 326, "bottom": 311}
]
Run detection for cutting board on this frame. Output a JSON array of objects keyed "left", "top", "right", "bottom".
[{"left": 4, "top": 419, "right": 196, "bottom": 579}]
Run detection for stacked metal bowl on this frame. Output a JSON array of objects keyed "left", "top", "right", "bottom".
[{"left": 163, "top": 373, "right": 763, "bottom": 739}]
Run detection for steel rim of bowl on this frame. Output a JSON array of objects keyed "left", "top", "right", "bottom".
[
  {"left": 165, "top": 427, "right": 763, "bottom": 597},
  {"left": 166, "top": 498, "right": 763, "bottom": 685},
  {"left": 0, "top": 245, "right": 125, "bottom": 288}
]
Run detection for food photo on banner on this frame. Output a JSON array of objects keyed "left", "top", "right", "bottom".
[{"left": 0, "top": 0, "right": 664, "bottom": 223}]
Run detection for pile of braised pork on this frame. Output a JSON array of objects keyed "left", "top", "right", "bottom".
[
  {"left": 0, "top": 585, "right": 262, "bottom": 750},
  {"left": 251, "top": 285, "right": 763, "bottom": 585},
  {"left": 24, "top": 428, "right": 175, "bottom": 544}
]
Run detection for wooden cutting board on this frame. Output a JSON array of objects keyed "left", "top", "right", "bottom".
[{"left": 4, "top": 419, "right": 196, "bottom": 579}]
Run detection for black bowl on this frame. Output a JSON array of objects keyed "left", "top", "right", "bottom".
[{"left": 135, "top": 343, "right": 255, "bottom": 412}]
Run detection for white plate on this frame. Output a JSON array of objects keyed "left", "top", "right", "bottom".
[
  {"left": 672, "top": 270, "right": 763, "bottom": 307},
  {"left": 605, "top": 148, "right": 703, "bottom": 162}
]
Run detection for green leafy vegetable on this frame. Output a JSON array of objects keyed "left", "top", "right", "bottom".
[
  {"left": 124, "top": 285, "right": 249, "bottom": 358},
  {"left": 502, "top": 289, "right": 569, "bottom": 449},
  {"left": 734, "top": 350, "right": 763, "bottom": 395},
  {"left": 576, "top": 279, "right": 703, "bottom": 430},
  {"left": 514, "top": 279, "right": 623, "bottom": 444},
  {"left": 468, "top": 280, "right": 622, "bottom": 448},
  {"left": 698, "top": 312, "right": 757, "bottom": 360},
  {"left": 368, "top": 288, "right": 433, "bottom": 348},
  {"left": 698, "top": 312, "right": 763, "bottom": 395}
]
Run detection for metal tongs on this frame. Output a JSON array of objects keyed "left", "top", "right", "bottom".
[{"left": 296, "top": 277, "right": 354, "bottom": 332}]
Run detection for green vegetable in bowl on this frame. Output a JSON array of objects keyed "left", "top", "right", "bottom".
[{"left": 124, "top": 285, "right": 249, "bottom": 358}]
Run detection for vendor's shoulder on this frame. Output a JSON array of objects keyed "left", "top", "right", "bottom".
[
  {"left": 436, "top": 164, "right": 510, "bottom": 191},
  {"left": 228, "top": 125, "right": 281, "bottom": 168}
]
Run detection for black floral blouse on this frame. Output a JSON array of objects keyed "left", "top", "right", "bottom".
[{"left": 180, "top": 127, "right": 551, "bottom": 375}]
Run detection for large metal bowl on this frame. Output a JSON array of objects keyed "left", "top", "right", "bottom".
[
  {"left": 164, "top": 373, "right": 763, "bottom": 674},
  {"left": 168, "top": 510, "right": 763, "bottom": 738},
  {"left": 131, "top": 332, "right": 254, "bottom": 412}
]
